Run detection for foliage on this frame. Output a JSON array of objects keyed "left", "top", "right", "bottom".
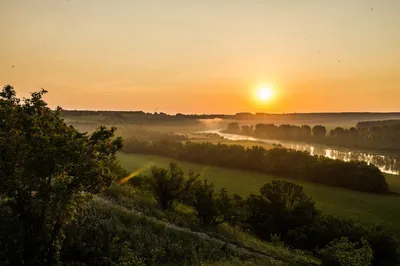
[
  {"left": 149, "top": 162, "right": 199, "bottom": 210},
  {"left": 285, "top": 215, "right": 399, "bottom": 265},
  {"left": 123, "top": 139, "right": 389, "bottom": 193},
  {"left": 224, "top": 121, "right": 400, "bottom": 155},
  {"left": 245, "top": 180, "right": 318, "bottom": 240},
  {"left": 318, "top": 237, "right": 373, "bottom": 266},
  {"left": 0, "top": 85, "right": 123, "bottom": 265},
  {"left": 190, "top": 179, "right": 244, "bottom": 225},
  {"left": 62, "top": 199, "right": 278, "bottom": 266}
]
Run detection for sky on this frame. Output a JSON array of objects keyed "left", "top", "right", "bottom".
[{"left": 1, "top": 0, "right": 399, "bottom": 114}]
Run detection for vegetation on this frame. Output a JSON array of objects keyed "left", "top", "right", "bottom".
[
  {"left": 0, "top": 85, "right": 123, "bottom": 265},
  {"left": 123, "top": 161, "right": 398, "bottom": 265},
  {"left": 317, "top": 237, "right": 373, "bottom": 266},
  {"left": 149, "top": 162, "right": 199, "bottom": 210},
  {"left": 191, "top": 180, "right": 243, "bottom": 226},
  {"left": 1, "top": 86, "right": 399, "bottom": 265},
  {"left": 123, "top": 139, "right": 389, "bottom": 193},
  {"left": 118, "top": 153, "right": 400, "bottom": 243},
  {"left": 98, "top": 185, "right": 320, "bottom": 266},
  {"left": 225, "top": 121, "right": 400, "bottom": 152},
  {"left": 244, "top": 181, "right": 318, "bottom": 240}
]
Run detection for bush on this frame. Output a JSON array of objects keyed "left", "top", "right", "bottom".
[
  {"left": 245, "top": 180, "right": 318, "bottom": 240},
  {"left": 285, "top": 215, "right": 399, "bottom": 265},
  {"left": 191, "top": 180, "right": 243, "bottom": 226},
  {"left": 149, "top": 162, "right": 199, "bottom": 210},
  {"left": 318, "top": 237, "right": 373, "bottom": 266}
]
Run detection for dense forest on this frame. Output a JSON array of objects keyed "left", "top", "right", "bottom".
[
  {"left": 225, "top": 121, "right": 400, "bottom": 151},
  {"left": 123, "top": 139, "right": 388, "bottom": 194}
]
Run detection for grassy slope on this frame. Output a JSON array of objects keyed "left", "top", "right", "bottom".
[
  {"left": 117, "top": 152, "right": 400, "bottom": 239},
  {"left": 386, "top": 174, "right": 400, "bottom": 194},
  {"left": 99, "top": 185, "right": 319, "bottom": 265}
]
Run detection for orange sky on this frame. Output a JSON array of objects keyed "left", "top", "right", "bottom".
[{"left": 1, "top": 0, "right": 399, "bottom": 114}]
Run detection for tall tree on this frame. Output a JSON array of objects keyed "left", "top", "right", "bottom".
[
  {"left": 0, "top": 85, "right": 123, "bottom": 265},
  {"left": 312, "top": 125, "right": 327, "bottom": 137}
]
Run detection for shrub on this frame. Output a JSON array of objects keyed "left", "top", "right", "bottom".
[
  {"left": 191, "top": 180, "right": 243, "bottom": 226},
  {"left": 245, "top": 180, "right": 318, "bottom": 240},
  {"left": 318, "top": 237, "right": 373, "bottom": 266},
  {"left": 149, "top": 162, "right": 199, "bottom": 210},
  {"left": 285, "top": 215, "right": 399, "bottom": 265}
]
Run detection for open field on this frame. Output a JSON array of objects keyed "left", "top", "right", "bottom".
[{"left": 117, "top": 152, "right": 400, "bottom": 239}]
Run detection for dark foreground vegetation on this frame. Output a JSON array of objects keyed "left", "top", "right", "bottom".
[
  {"left": 225, "top": 121, "right": 400, "bottom": 152},
  {"left": 123, "top": 139, "right": 389, "bottom": 194},
  {"left": 121, "top": 162, "right": 399, "bottom": 265}
]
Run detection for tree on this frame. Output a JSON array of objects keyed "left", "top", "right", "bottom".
[
  {"left": 318, "top": 237, "right": 373, "bottom": 266},
  {"left": 227, "top": 122, "right": 240, "bottom": 133},
  {"left": 312, "top": 125, "right": 327, "bottom": 137},
  {"left": 300, "top": 125, "right": 312, "bottom": 138},
  {"left": 0, "top": 85, "right": 123, "bottom": 265},
  {"left": 245, "top": 180, "right": 317, "bottom": 239},
  {"left": 190, "top": 180, "right": 242, "bottom": 225},
  {"left": 149, "top": 162, "right": 199, "bottom": 210}
]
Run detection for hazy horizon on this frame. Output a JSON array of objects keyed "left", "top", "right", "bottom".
[{"left": 1, "top": 0, "right": 400, "bottom": 113}]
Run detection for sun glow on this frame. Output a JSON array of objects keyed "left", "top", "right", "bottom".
[{"left": 257, "top": 87, "right": 274, "bottom": 101}]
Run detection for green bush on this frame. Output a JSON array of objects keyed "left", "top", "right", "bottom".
[
  {"left": 245, "top": 180, "right": 318, "bottom": 240},
  {"left": 285, "top": 215, "right": 399, "bottom": 265},
  {"left": 318, "top": 237, "right": 373, "bottom": 266},
  {"left": 191, "top": 180, "right": 244, "bottom": 226},
  {"left": 149, "top": 162, "right": 199, "bottom": 210}
]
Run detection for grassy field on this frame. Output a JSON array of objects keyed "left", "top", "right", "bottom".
[{"left": 117, "top": 152, "right": 400, "bottom": 239}]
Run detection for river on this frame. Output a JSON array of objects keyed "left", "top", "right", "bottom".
[{"left": 198, "top": 129, "right": 400, "bottom": 175}]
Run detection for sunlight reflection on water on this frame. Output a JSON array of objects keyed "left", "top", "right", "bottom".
[{"left": 198, "top": 129, "right": 399, "bottom": 175}]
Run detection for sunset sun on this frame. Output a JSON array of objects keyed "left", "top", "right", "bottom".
[{"left": 257, "top": 87, "right": 274, "bottom": 101}]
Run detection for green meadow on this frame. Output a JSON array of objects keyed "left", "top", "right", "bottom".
[{"left": 117, "top": 152, "right": 400, "bottom": 239}]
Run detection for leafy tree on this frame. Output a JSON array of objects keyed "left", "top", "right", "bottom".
[
  {"left": 318, "top": 237, "right": 373, "bottom": 266},
  {"left": 312, "top": 125, "right": 327, "bottom": 137},
  {"left": 245, "top": 180, "right": 317, "bottom": 240},
  {"left": 301, "top": 125, "right": 312, "bottom": 138},
  {"left": 149, "top": 162, "right": 199, "bottom": 210},
  {"left": 227, "top": 122, "right": 240, "bottom": 133},
  {"left": 0, "top": 85, "right": 123, "bottom": 265},
  {"left": 190, "top": 180, "right": 242, "bottom": 225}
]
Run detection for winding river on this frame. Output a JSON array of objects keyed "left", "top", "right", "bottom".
[{"left": 198, "top": 129, "right": 400, "bottom": 175}]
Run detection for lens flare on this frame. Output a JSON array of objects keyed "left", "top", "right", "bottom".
[{"left": 119, "top": 168, "right": 145, "bottom": 184}]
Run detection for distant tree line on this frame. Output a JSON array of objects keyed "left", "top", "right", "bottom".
[
  {"left": 123, "top": 140, "right": 389, "bottom": 194},
  {"left": 131, "top": 163, "right": 399, "bottom": 265},
  {"left": 62, "top": 110, "right": 400, "bottom": 124},
  {"left": 357, "top": 119, "right": 400, "bottom": 128},
  {"left": 225, "top": 122, "right": 400, "bottom": 151}
]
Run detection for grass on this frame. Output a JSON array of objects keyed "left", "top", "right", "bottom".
[
  {"left": 66, "top": 198, "right": 275, "bottom": 266},
  {"left": 117, "top": 152, "right": 400, "bottom": 240},
  {"left": 101, "top": 184, "right": 319, "bottom": 265},
  {"left": 385, "top": 174, "right": 400, "bottom": 194}
]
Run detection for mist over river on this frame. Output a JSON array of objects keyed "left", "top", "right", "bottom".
[{"left": 198, "top": 129, "right": 400, "bottom": 175}]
